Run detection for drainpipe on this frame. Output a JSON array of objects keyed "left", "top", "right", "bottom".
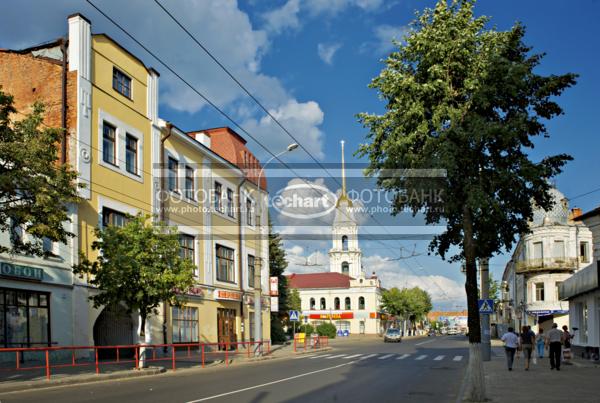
[
  {"left": 59, "top": 38, "right": 68, "bottom": 165},
  {"left": 160, "top": 123, "right": 173, "bottom": 348},
  {"left": 238, "top": 177, "right": 247, "bottom": 341}
]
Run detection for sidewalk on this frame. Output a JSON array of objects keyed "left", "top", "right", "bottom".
[{"left": 483, "top": 341, "right": 600, "bottom": 402}]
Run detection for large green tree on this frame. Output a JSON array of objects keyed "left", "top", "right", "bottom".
[
  {"left": 268, "top": 221, "right": 290, "bottom": 342},
  {"left": 0, "top": 89, "right": 80, "bottom": 256},
  {"left": 358, "top": 1, "right": 575, "bottom": 400},
  {"left": 73, "top": 214, "right": 196, "bottom": 339},
  {"left": 381, "top": 287, "right": 432, "bottom": 329}
]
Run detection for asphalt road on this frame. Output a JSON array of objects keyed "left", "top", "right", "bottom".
[{"left": 0, "top": 335, "right": 468, "bottom": 403}]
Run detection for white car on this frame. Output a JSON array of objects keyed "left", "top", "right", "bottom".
[{"left": 447, "top": 327, "right": 459, "bottom": 335}]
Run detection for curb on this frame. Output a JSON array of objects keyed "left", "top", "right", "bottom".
[{"left": 0, "top": 367, "right": 165, "bottom": 395}]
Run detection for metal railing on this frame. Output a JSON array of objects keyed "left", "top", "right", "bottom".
[
  {"left": 0, "top": 340, "right": 271, "bottom": 380},
  {"left": 293, "top": 335, "right": 329, "bottom": 352}
]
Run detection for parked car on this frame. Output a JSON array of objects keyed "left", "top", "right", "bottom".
[
  {"left": 384, "top": 328, "right": 402, "bottom": 343},
  {"left": 447, "top": 327, "right": 459, "bottom": 335}
]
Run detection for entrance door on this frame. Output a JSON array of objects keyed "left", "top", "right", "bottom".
[
  {"left": 217, "top": 308, "right": 237, "bottom": 350},
  {"left": 93, "top": 303, "right": 134, "bottom": 359}
]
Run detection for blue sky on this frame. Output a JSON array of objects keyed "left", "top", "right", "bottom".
[{"left": 2, "top": 0, "right": 599, "bottom": 309}]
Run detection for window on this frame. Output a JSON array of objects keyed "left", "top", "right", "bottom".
[
  {"left": 214, "top": 182, "right": 223, "bottom": 213},
  {"left": 179, "top": 234, "right": 195, "bottom": 262},
  {"left": 334, "top": 297, "right": 340, "bottom": 310},
  {"left": 226, "top": 188, "right": 234, "bottom": 218},
  {"left": 9, "top": 219, "right": 23, "bottom": 245},
  {"left": 246, "top": 198, "right": 253, "bottom": 226},
  {"left": 320, "top": 297, "right": 326, "bottom": 310},
  {"left": 42, "top": 238, "right": 55, "bottom": 256},
  {"left": 167, "top": 157, "right": 178, "bottom": 192},
  {"left": 345, "top": 297, "right": 351, "bottom": 310},
  {"left": 102, "top": 122, "right": 117, "bottom": 165},
  {"left": 535, "top": 283, "right": 545, "bottom": 302},
  {"left": 532, "top": 241, "right": 543, "bottom": 260},
  {"left": 342, "top": 235, "right": 348, "bottom": 251},
  {"left": 358, "top": 296, "right": 365, "bottom": 310},
  {"left": 102, "top": 207, "right": 128, "bottom": 228},
  {"left": 310, "top": 298, "right": 315, "bottom": 310},
  {"left": 216, "top": 244, "right": 235, "bottom": 283},
  {"left": 341, "top": 262, "right": 349, "bottom": 276},
  {"left": 248, "top": 255, "right": 255, "bottom": 288},
  {"left": 553, "top": 240, "right": 565, "bottom": 260},
  {"left": 184, "top": 166, "right": 194, "bottom": 200},
  {"left": 0, "top": 288, "right": 50, "bottom": 347},
  {"left": 580, "top": 242, "right": 590, "bottom": 263},
  {"left": 555, "top": 281, "right": 562, "bottom": 301},
  {"left": 172, "top": 306, "right": 198, "bottom": 343},
  {"left": 112, "top": 67, "right": 131, "bottom": 98},
  {"left": 125, "top": 134, "right": 138, "bottom": 175}
]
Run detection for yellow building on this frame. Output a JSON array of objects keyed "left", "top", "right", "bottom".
[
  {"left": 67, "top": 14, "right": 162, "bottom": 347},
  {"left": 158, "top": 123, "right": 271, "bottom": 347}
]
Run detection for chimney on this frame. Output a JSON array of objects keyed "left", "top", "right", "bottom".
[{"left": 570, "top": 207, "right": 582, "bottom": 220}]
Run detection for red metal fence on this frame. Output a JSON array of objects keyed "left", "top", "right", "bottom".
[
  {"left": 0, "top": 340, "right": 271, "bottom": 380},
  {"left": 293, "top": 335, "right": 329, "bottom": 352}
]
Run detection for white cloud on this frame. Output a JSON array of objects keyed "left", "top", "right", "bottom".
[
  {"left": 306, "top": 0, "right": 384, "bottom": 16},
  {"left": 262, "top": 0, "right": 301, "bottom": 34},
  {"left": 286, "top": 245, "right": 304, "bottom": 255},
  {"left": 362, "top": 24, "right": 408, "bottom": 55},
  {"left": 317, "top": 42, "right": 342, "bottom": 65},
  {"left": 286, "top": 249, "right": 329, "bottom": 274}
]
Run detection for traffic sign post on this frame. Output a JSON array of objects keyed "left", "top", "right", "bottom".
[
  {"left": 478, "top": 299, "right": 494, "bottom": 314},
  {"left": 289, "top": 310, "right": 299, "bottom": 341}
]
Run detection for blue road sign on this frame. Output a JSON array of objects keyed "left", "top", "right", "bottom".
[
  {"left": 478, "top": 299, "right": 494, "bottom": 314},
  {"left": 289, "top": 310, "right": 300, "bottom": 322}
]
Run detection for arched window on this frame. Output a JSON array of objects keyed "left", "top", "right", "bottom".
[
  {"left": 310, "top": 298, "right": 315, "bottom": 310},
  {"left": 358, "top": 296, "right": 365, "bottom": 310},
  {"left": 341, "top": 261, "right": 349, "bottom": 275},
  {"left": 334, "top": 297, "right": 340, "bottom": 310},
  {"left": 320, "top": 297, "right": 326, "bottom": 310},
  {"left": 342, "top": 235, "right": 348, "bottom": 251},
  {"left": 345, "top": 297, "right": 351, "bottom": 310}
]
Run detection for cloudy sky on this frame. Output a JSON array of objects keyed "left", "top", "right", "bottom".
[{"left": 2, "top": 0, "right": 599, "bottom": 310}]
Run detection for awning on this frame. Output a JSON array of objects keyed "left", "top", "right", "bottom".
[{"left": 559, "top": 263, "right": 599, "bottom": 300}]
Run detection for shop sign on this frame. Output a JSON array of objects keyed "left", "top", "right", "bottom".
[
  {"left": 270, "top": 296, "right": 279, "bottom": 312},
  {"left": 215, "top": 289, "right": 242, "bottom": 301},
  {"left": 309, "top": 312, "right": 353, "bottom": 320},
  {"left": 174, "top": 286, "right": 204, "bottom": 297},
  {"left": 269, "top": 276, "right": 278, "bottom": 296},
  {"left": 0, "top": 261, "right": 44, "bottom": 281}
]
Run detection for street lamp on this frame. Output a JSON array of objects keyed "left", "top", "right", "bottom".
[{"left": 253, "top": 143, "right": 298, "bottom": 356}]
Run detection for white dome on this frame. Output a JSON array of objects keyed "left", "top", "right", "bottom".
[{"left": 531, "top": 188, "right": 569, "bottom": 227}]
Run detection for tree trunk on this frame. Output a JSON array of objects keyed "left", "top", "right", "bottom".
[
  {"left": 138, "top": 313, "right": 147, "bottom": 369},
  {"left": 463, "top": 207, "right": 486, "bottom": 402}
]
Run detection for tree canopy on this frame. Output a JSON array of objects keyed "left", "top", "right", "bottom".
[
  {"left": 0, "top": 88, "right": 80, "bottom": 256},
  {"left": 73, "top": 214, "right": 196, "bottom": 337},
  {"left": 381, "top": 287, "right": 432, "bottom": 321},
  {"left": 269, "top": 220, "right": 290, "bottom": 342}
]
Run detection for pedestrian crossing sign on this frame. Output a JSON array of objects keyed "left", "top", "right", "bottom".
[
  {"left": 289, "top": 310, "right": 300, "bottom": 322},
  {"left": 478, "top": 299, "right": 494, "bottom": 314}
]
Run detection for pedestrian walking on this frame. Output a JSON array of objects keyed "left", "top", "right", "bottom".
[
  {"left": 501, "top": 327, "right": 519, "bottom": 371},
  {"left": 520, "top": 325, "right": 535, "bottom": 370},
  {"left": 562, "top": 325, "right": 572, "bottom": 363},
  {"left": 536, "top": 328, "right": 545, "bottom": 358},
  {"left": 546, "top": 323, "right": 564, "bottom": 370}
]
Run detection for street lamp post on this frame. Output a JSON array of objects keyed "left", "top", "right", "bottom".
[{"left": 253, "top": 143, "right": 298, "bottom": 356}]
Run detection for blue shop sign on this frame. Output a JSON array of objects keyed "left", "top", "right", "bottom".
[{"left": 0, "top": 261, "right": 44, "bottom": 281}]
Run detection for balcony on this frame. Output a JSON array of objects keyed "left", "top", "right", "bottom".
[{"left": 515, "top": 257, "right": 578, "bottom": 274}]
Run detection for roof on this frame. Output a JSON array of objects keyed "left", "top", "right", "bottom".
[
  {"left": 574, "top": 205, "right": 600, "bottom": 221},
  {"left": 287, "top": 272, "right": 353, "bottom": 289}
]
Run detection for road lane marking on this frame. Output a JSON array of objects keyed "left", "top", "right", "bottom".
[
  {"left": 415, "top": 355, "right": 427, "bottom": 360},
  {"left": 434, "top": 355, "right": 445, "bottom": 361},
  {"left": 378, "top": 354, "right": 394, "bottom": 360},
  {"left": 359, "top": 354, "right": 377, "bottom": 360},
  {"left": 185, "top": 361, "right": 358, "bottom": 402},
  {"left": 396, "top": 354, "right": 411, "bottom": 360},
  {"left": 294, "top": 354, "right": 316, "bottom": 359},
  {"left": 310, "top": 354, "right": 331, "bottom": 359},
  {"left": 453, "top": 356, "right": 463, "bottom": 361},
  {"left": 343, "top": 354, "right": 362, "bottom": 359},
  {"left": 326, "top": 354, "right": 346, "bottom": 359},
  {"left": 415, "top": 339, "right": 436, "bottom": 346}
]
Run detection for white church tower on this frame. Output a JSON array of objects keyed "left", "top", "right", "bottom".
[{"left": 329, "top": 140, "right": 363, "bottom": 278}]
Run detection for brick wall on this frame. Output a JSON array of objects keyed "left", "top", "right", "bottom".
[{"left": 0, "top": 50, "right": 77, "bottom": 163}]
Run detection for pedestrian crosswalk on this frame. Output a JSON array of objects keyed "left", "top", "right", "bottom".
[{"left": 300, "top": 353, "right": 464, "bottom": 362}]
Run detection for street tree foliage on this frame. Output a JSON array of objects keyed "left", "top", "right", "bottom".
[
  {"left": 287, "top": 288, "right": 302, "bottom": 313},
  {"left": 358, "top": 1, "right": 575, "bottom": 399},
  {"left": 0, "top": 88, "right": 80, "bottom": 256},
  {"left": 269, "top": 221, "right": 290, "bottom": 342},
  {"left": 73, "top": 214, "right": 195, "bottom": 338},
  {"left": 381, "top": 287, "right": 433, "bottom": 322}
]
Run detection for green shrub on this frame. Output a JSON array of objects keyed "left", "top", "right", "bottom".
[
  {"left": 270, "top": 317, "right": 287, "bottom": 344},
  {"left": 316, "top": 322, "right": 337, "bottom": 339},
  {"left": 298, "top": 324, "right": 314, "bottom": 336}
]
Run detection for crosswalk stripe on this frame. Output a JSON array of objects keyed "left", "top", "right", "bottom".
[
  {"left": 453, "top": 356, "right": 463, "bottom": 361},
  {"left": 416, "top": 355, "right": 427, "bottom": 360},
  {"left": 396, "top": 354, "right": 411, "bottom": 360},
  {"left": 343, "top": 354, "right": 362, "bottom": 359},
  {"left": 326, "top": 354, "right": 347, "bottom": 359},
  {"left": 310, "top": 354, "right": 331, "bottom": 359},
  {"left": 378, "top": 354, "right": 395, "bottom": 360},
  {"left": 434, "top": 355, "right": 445, "bottom": 361},
  {"left": 295, "top": 354, "right": 316, "bottom": 359},
  {"left": 359, "top": 354, "right": 378, "bottom": 360}
]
